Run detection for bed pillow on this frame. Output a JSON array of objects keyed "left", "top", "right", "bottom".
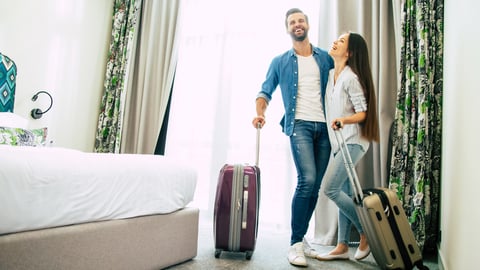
[
  {"left": 0, "top": 126, "right": 48, "bottom": 146},
  {"left": 0, "top": 112, "right": 29, "bottom": 128}
]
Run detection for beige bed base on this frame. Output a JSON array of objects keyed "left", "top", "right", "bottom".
[{"left": 0, "top": 207, "right": 199, "bottom": 270}]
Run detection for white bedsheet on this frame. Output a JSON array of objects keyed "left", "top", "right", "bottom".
[{"left": 0, "top": 145, "right": 197, "bottom": 235}]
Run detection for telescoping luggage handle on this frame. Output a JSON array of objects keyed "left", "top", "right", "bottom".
[
  {"left": 239, "top": 123, "right": 260, "bottom": 231},
  {"left": 333, "top": 122, "right": 363, "bottom": 204},
  {"left": 255, "top": 123, "right": 261, "bottom": 167}
]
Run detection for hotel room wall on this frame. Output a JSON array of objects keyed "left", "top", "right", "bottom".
[
  {"left": 440, "top": 0, "right": 480, "bottom": 269},
  {"left": 0, "top": 0, "right": 113, "bottom": 151}
]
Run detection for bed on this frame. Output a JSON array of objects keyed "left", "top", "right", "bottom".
[{"left": 0, "top": 113, "right": 199, "bottom": 270}]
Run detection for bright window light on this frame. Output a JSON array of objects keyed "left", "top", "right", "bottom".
[{"left": 166, "top": 0, "right": 320, "bottom": 231}]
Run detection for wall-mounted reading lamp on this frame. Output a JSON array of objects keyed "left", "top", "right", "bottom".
[{"left": 31, "top": 91, "right": 53, "bottom": 119}]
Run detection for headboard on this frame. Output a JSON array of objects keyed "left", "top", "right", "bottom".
[{"left": 0, "top": 52, "right": 17, "bottom": 112}]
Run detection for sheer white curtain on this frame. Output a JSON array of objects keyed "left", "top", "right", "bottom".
[
  {"left": 165, "top": 0, "right": 320, "bottom": 232},
  {"left": 121, "top": 0, "right": 180, "bottom": 154}
]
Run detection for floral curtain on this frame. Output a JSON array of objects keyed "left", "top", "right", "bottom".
[
  {"left": 94, "top": 0, "right": 141, "bottom": 153},
  {"left": 388, "top": 0, "right": 443, "bottom": 253}
]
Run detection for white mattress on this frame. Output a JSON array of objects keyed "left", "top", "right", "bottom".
[{"left": 0, "top": 145, "right": 197, "bottom": 235}]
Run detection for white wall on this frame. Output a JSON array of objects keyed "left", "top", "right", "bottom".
[
  {"left": 440, "top": 0, "right": 480, "bottom": 269},
  {"left": 0, "top": 0, "right": 112, "bottom": 151}
]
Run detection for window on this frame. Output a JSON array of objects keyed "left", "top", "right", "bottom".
[{"left": 166, "top": 0, "right": 320, "bottom": 231}]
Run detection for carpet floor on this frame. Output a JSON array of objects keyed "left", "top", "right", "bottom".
[{"left": 166, "top": 211, "right": 439, "bottom": 270}]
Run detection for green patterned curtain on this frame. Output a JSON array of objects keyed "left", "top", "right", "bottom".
[
  {"left": 94, "top": 0, "right": 140, "bottom": 153},
  {"left": 388, "top": 0, "right": 443, "bottom": 253}
]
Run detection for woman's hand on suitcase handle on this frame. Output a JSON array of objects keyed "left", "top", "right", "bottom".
[
  {"left": 252, "top": 116, "right": 265, "bottom": 129},
  {"left": 333, "top": 112, "right": 366, "bottom": 130},
  {"left": 333, "top": 119, "right": 343, "bottom": 130}
]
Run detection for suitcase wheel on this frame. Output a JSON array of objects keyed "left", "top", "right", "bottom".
[
  {"left": 214, "top": 249, "right": 221, "bottom": 258},
  {"left": 246, "top": 251, "right": 253, "bottom": 260}
]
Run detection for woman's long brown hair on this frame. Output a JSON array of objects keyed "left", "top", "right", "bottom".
[{"left": 347, "top": 32, "right": 380, "bottom": 142}]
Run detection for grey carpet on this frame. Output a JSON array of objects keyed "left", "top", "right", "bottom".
[{"left": 166, "top": 211, "right": 439, "bottom": 270}]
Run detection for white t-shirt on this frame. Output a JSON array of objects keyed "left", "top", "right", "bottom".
[{"left": 295, "top": 55, "right": 325, "bottom": 122}]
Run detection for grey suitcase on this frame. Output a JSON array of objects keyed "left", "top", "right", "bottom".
[{"left": 334, "top": 124, "right": 428, "bottom": 270}]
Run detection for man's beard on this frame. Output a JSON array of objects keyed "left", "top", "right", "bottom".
[{"left": 290, "top": 29, "right": 308, "bottom": 42}]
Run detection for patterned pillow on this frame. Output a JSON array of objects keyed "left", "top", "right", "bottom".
[{"left": 0, "top": 127, "right": 48, "bottom": 146}]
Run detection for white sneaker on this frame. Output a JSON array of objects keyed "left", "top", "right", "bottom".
[
  {"left": 302, "top": 238, "right": 320, "bottom": 258},
  {"left": 288, "top": 242, "right": 307, "bottom": 267}
]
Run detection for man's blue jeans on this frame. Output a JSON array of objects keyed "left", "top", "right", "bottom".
[{"left": 289, "top": 120, "right": 331, "bottom": 245}]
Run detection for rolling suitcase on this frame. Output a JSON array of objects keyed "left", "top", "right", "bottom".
[
  {"left": 213, "top": 126, "right": 261, "bottom": 260},
  {"left": 333, "top": 124, "right": 428, "bottom": 270}
]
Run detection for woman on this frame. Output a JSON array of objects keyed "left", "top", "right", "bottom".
[{"left": 317, "top": 32, "right": 379, "bottom": 261}]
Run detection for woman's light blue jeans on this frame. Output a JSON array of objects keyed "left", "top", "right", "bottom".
[
  {"left": 289, "top": 120, "right": 331, "bottom": 245},
  {"left": 322, "top": 144, "right": 365, "bottom": 245}
]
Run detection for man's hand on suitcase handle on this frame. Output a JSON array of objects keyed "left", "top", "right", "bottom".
[{"left": 252, "top": 116, "right": 265, "bottom": 129}]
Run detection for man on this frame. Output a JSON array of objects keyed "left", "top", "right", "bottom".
[{"left": 252, "top": 8, "right": 334, "bottom": 267}]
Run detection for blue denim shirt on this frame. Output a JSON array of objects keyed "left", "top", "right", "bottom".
[{"left": 256, "top": 46, "right": 334, "bottom": 136}]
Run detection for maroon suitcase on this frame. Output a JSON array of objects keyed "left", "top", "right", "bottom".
[{"left": 213, "top": 127, "right": 261, "bottom": 260}]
